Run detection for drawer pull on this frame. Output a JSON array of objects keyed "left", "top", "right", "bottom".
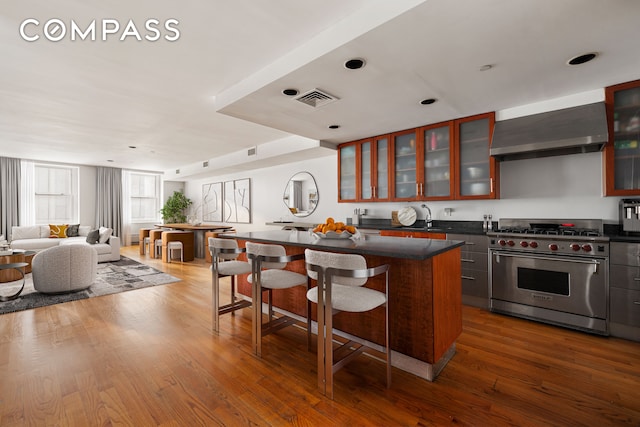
[
  {"left": 461, "top": 258, "right": 475, "bottom": 263},
  {"left": 634, "top": 278, "right": 640, "bottom": 281},
  {"left": 634, "top": 301, "right": 640, "bottom": 305},
  {"left": 465, "top": 242, "right": 476, "bottom": 246},
  {"left": 461, "top": 275, "right": 476, "bottom": 280}
]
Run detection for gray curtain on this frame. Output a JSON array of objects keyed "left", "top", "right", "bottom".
[
  {"left": 0, "top": 157, "right": 20, "bottom": 240},
  {"left": 95, "top": 166, "right": 123, "bottom": 238}
]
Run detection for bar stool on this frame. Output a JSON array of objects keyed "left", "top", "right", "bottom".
[
  {"left": 246, "top": 242, "right": 310, "bottom": 357},
  {"left": 167, "top": 241, "right": 183, "bottom": 263},
  {"left": 304, "top": 248, "right": 390, "bottom": 399},
  {"left": 149, "top": 229, "right": 164, "bottom": 259},
  {"left": 208, "top": 237, "right": 252, "bottom": 332}
]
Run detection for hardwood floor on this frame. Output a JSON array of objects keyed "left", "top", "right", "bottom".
[{"left": 1, "top": 245, "right": 638, "bottom": 426}]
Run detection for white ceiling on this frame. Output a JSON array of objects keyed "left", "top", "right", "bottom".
[{"left": 2, "top": 0, "right": 640, "bottom": 175}]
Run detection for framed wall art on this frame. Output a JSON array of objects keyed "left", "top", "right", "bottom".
[
  {"left": 224, "top": 178, "right": 251, "bottom": 223},
  {"left": 202, "top": 182, "right": 223, "bottom": 222}
]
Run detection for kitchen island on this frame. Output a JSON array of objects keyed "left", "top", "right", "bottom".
[{"left": 224, "top": 230, "right": 464, "bottom": 380}]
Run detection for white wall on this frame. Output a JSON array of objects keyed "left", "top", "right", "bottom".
[{"left": 181, "top": 150, "right": 623, "bottom": 231}]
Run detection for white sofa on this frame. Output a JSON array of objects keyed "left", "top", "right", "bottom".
[{"left": 10, "top": 225, "right": 120, "bottom": 263}]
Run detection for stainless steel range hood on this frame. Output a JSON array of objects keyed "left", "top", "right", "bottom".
[{"left": 490, "top": 102, "right": 608, "bottom": 161}]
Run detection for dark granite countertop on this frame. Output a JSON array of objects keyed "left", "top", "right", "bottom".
[
  {"left": 224, "top": 230, "right": 465, "bottom": 260},
  {"left": 354, "top": 219, "right": 492, "bottom": 236}
]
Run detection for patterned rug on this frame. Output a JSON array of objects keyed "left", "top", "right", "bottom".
[{"left": 0, "top": 256, "right": 181, "bottom": 315}]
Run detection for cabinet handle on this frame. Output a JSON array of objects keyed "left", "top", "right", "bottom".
[
  {"left": 465, "top": 242, "right": 476, "bottom": 246},
  {"left": 490, "top": 178, "right": 494, "bottom": 193},
  {"left": 420, "top": 183, "right": 424, "bottom": 196},
  {"left": 461, "top": 258, "right": 475, "bottom": 263},
  {"left": 634, "top": 278, "right": 640, "bottom": 281},
  {"left": 372, "top": 186, "right": 376, "bottom": 199},
  {"left": 461, "top": 275, "right": 475, "bottom": 280},
  {"left": 416, "top": 183, "right": 419, "bottom": 196},
  {"left": 634, "top": 301, "right": 640, "bottom": 305}
]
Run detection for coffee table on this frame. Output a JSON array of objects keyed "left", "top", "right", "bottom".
[{"left": 0, "top": 262, "right": 28, "bottom": 301}]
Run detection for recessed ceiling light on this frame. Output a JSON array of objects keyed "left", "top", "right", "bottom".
[
  {"left": 420, "top": 98, "right": 437, "bottom": 105},
  {"left": 128, "top": 145, "right": 137, "bottom": 149},
  {"left": 328, "top": 124, "right": 340, "bottom": 129},
  {"left": 107, "top": 159, "right": 114, "bottom": 162},
  {"left": 282, "top": 88, "right": 299, "bottom": 96},
  {"left": 479, "top": 64, "right": 493, "bottom": 71},
  {"left": 344, "top": 58, "right": 366, "bottom": 70},
  {"left": 567, "top": 52, "right": 598, "bottom": 65}
]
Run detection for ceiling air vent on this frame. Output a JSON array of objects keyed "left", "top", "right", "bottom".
[
  {"left": 247, "top": 146, "right": 257, "bottom": 156},
  {"left": 202, "top": 161, "right": 209, "bottom": 168},
  {"left": 294, "top": 88, "right": 339, "bottom": 108}
]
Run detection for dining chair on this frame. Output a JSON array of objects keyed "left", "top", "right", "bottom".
[
  {"left": 208, "top": 237, "right": 252, "bottom": 333},
  {"left": 245, "top": 242, "right": 310, "bottom": 357},
  {"left": 304, "top": 248, "right": 390, "bottom": 399}
]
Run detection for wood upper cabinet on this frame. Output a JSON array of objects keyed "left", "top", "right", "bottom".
[
  {"left": 454, "top": 112, "right": 499, "bottom": 199},
  {"left": 338, "top": 136, "right": 390, "bottom": 202},
  {"left": 604, "top": 79, "right": 640, "bottom": 196},
  {"left": 339, "top": 112, "right": 498, "bottom": 202}
]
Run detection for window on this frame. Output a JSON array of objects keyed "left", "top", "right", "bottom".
[
  {"left": 129, "top": 172, "right": 161, "bottom": 222},
  {"left": 34, "top": 164, "right": 79, "bottom": 224}
]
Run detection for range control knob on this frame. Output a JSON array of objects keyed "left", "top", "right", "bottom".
[
  {"left": 520, "top": 241, "right": 529, "bottom": 248},
  {"left": 582, "top": 244, "right": 592, "bottom": 252},
  {"left": 529, "top": 241, "right": 538, "bottom": 248},
  {"left": 498, "top": 239, "right": 507, "bottom": 246},
  {"left": 507, "top": 240, "right": 515, "bottom": 247},
  {"left": 549, "top": 243, "right": 559, "bottom": 251},
  {"left": 570, "top": 243, "right": 581, "bottom": 251}
]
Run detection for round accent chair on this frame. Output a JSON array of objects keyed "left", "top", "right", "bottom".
[{"left": 32, "top": 245, "right": 98, "bottom": 294}]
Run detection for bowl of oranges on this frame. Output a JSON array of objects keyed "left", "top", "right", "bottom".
[{"left": 312, "top": 217, "right": 357, "bottom": 239}]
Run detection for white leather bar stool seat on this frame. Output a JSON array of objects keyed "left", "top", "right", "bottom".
[{"left": 209, "top": 237, "right": 252, "bottom": 333}]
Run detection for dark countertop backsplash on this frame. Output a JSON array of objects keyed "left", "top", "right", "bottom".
[{"left": 351, "top": 218, "right": 493, "bottom": 236}]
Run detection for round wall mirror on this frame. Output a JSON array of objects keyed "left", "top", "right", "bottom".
[{"left": 283, "top": 172, "right": 319, "bottom": 217}]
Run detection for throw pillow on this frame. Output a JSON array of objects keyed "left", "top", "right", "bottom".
[
  {"left": 49, "top": 224, "right": 68, "bottom": 238},
  {"left": 86, "top": 229, "right": 100, "bottom": 244},
  {"left": 98, "top": 226, "right": 113, "bottom": 244},
  {"left": 67, "top": 224, "right": 80, "bottom": 237}
]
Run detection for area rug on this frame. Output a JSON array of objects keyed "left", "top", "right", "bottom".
[{"left": 0, "top": 256, "right": 181, "bottom": 315}]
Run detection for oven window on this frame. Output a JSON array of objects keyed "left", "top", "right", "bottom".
[{"left": 517, "top": 267, "right": 569, "bottom": 296}]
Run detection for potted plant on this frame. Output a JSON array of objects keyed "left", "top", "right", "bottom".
[{"left": 160, "top": 191, "right": 192, "bottom": 223}]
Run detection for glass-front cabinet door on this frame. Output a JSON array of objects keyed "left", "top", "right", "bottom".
[
  {"left": 455, "top": 112, "right": 498, "bottom": 199},
  {"left": 359, "top": 136, "right": 390, "bottom": 201},
  {"left": 338, "top": 143, "right": 357, "bottom": 201},
  {"left": 392, "top": 130, "right": 419, "bottom": 200},
  {"left": 604, "top": 79, "right": 640, "bottom": 196},
  {"left": 423, "top": 122, "right": 454, "bottom": 199}
]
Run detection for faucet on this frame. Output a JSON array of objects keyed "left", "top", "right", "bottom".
[{"left": 420, "top": 204, "right": 432, "bottom": 229}]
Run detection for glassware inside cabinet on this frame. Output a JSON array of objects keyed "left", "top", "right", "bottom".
[
  {"left": 423, "top": 125, "right": 451, "bottom": 197},
  {"left": 394, "top": 132, "right": 417, "bottom": 199},
  {"left": 613, "top": 85, "right": 640, "bottom": 190},
  {"left": 459, "top": 117, "right": 491, "bottom": 196}
]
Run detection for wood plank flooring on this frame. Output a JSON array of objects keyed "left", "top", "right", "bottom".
[{"left": 0, "top": 245, "right": 638, "bottom": 426}]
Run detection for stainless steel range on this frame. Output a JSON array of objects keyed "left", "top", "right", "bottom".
[{"left": 487, "top": 218, "right": 610, "bottom": 335}]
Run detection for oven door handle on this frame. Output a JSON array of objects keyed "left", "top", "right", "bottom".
[{"left": 492, "top": 251, "right": 603, "bottom": 274}]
